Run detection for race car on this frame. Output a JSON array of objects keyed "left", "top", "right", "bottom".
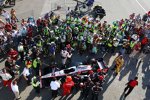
[
  {"left": 40, "top": 58, "right": 108, "bottom": 87},
  {"left": 41, "top": 65, "right": 92, "bottom": 79}
]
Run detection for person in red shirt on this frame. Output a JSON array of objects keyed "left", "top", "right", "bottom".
[
  {"left": 8, "top": 48, "right": 18, "bottom": 61},
  {"left": 27, "top": 27, "right": 33, "bottom": 38},
  {"left": 141, "top": 36, "right": 149, "bottom": 52},
  {"left": 62, "top": 76, "right": 75, "bottom": 96},
  {"left": 123, "top": 77, "right": 138, "bottom": 98}
]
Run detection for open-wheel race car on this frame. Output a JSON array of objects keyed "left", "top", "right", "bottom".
[
  {"left": 40, "top": 58, "right": 109, "bottom": 87},
  {"left": 41, "top": 65, "right": 92, "bottom": 79}
]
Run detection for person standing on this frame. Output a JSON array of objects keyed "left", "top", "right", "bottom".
[
  {"left": 62, "top": 76, "right": 74, "bottom": 96},
  {"left": 129, "top": 42, "right": 141, "bottom": 58},
  {"left": 17, "top": 42, "right": 24, "bottom": 61},
  {"left": 50, "top": 78, "right": 60, "bottom": 99},
  {"left": 11, "top": 79, "right": 21, "bottom": 100},
  {"left": 2, "top": 10, "right": 11, "bottom": 23},
  {"left": 138, "top": 45, "right": 150, "bottom": 62},
  {"left": 31, "top": 76, "right": 40, "bottom": 94},
  {"left": 113, "top": 55, "right": 124, "bottom": 76},
  {"left": 82, "top": 78, "right": 94, "bottom": 99},
  {"left": 0, "top": 69, "right": 12, "bottom": 89},
  {"left": 123, "top": 77, "right": 138, "bottom": 98},
  {"left": 22, "top": 66, "right": 31, "bottom": 85},
  {"left": 33, "top": 57, "right": 41, "bottom": 76},
  {"left": 8, "top": 48, "right": 18, "bottom": 61},
  {"left": 140, "top": 36, "right": 149, "bottom": 52},
  {"left": 5, "top": 57, "right": 14, "bottom": 76},
  {"left": 91, "top": 82, "right": 103, "bottom": 100},
  {"left": 61, "top": 48, "right": 69, "bottom": 68},
  {"left": 10, "top": 8, "right": 18, "bottom": 22}
]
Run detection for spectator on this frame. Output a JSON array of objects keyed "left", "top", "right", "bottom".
[
  {"left": 31, "top": 76, "right": 40, "bottom": 94},
  {"left": 91, "top": 82, "right": 103, "bottom": 100},
  {"left": 11, "top": 79, "right": 21, "bottom": 100},
  {"left": 5, "top": 57, "right": 14, "bottom": 76},
  {"left": 10, "top": 8, "right": 19, "bottom": 22},
  {"left": 22, "top": 65, "right": 31, "bottom": 85},
  {"left": 2, "top": 10, "right": 11, "bottom": 23},
  {"left": 8, "top": 48, "right": 18, "bottom": 61},
  {"left": 129, "top": 42, "right": 141, "bottom": 58},
  {"left": 5, "top": 22, "right": 12, "bottom": 32},
  {"left": 61, "top": 48, "right": 69, "bottom": 68},
  {"left": 17, "top": 42, "right": 24, "bottom": 61},
  {"left": 62, "top": 76, "right": 74, "bottom": 96},
  {"left": 0, "top": 69, "right": 12, "bottom": 89},
  {"left": 32, "top": 57, "right": 41, "bottom": 76},
  {"left": 112, "top": 55, "right": 124, "bottom": 76},
  {"left": 50, "top": 78, "right": 60, "bottom": 99},
  {"left": 123, "top": 77, "right": 138, "bottom": 98}
]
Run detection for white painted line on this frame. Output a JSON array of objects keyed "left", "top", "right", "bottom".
[{"left": 135, "top": 0, "right": 147, "bottom": 13}]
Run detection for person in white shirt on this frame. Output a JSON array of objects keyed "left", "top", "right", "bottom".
[
  {"left": 0, "top": 69, "right": 12, "bottom": 89},
  {"left": 11, "top": 79, "right": 21, "bottom": 100},
  {"left": 17, "top": 42, "right": 24, "bottom": 61},
  {"left": 2, "top": 10, "right": 11, "bottom": 23},
  {"left": 61, "top": 48, "right": 69, "bottom": 67},
  {"left": 50, "top": 78, "right": 60, "bottom": 99},
  {"left": 22, "top": 66, "right": 31, "bottom": 85}
]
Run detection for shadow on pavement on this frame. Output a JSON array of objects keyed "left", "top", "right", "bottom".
[
  {"left": 127, "top": 59, "right": 140, "bottom": 81},
  {"left": 142, "top": 56, "right": 150, "bottom": 100},
  {"left": 119, "top": 55, "right": 137, "bottom": 81},
  {"left": 119, "top": 91, "right": 125, "bottom": 100},
  {"left": 101, "top": 70, "right": 116, "bottom": 94},
  {"left": 26, "top": 89, "right": 36, "bottom": 100}
]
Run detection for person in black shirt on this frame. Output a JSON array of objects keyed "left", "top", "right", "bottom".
[
  {"left": 72, "top": 74, "right": 81, "bottom": 92},
  {"left": 91, "top": 82, "right": 103, "bottom": 100},
  {"left": 82, "top": 78, "right": 94, "bottom": 99},
  {"left": 5, "top": 57, "right": 14, "bottom": 77}
]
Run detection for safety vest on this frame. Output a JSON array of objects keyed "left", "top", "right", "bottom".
[
  {"left": 43, "top": 27, "right": 49, "bottom": 36},
  {"left": 33, "top": 59, "right": 38, "bottom": 68},
  {"left": 130, "top": 41, "right": 136, "bottom": 49},
  {"left": 31, "top": 77, "right": 40, "bottom": 87},
  {"left": 107, "top": 41, "right": 113, "bottom": 47},
  {"left": 87, "top": 36, "right": 91, "bottom": 43},
  {"left": 37, "top": 40, "right": 42, "bottom": 47}
]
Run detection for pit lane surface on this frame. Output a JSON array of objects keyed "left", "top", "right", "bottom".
[{"left": 0, "top": 0, "right": 150, "bottom": 100}]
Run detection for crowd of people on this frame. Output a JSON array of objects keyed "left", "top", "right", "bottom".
[{"left": 0, "top": 6, "right": 150, "bottom": 100}]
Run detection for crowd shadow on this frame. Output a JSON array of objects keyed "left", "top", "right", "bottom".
[
  {"left": 141, "top": 55, "right": 150, "bottom": 100},
  {"left": 119, "top": 91, "right": 125, "bottom": 100},
  {"left": 26, "top": 89, "right": 36, "bottom": 100},
  {"left": 127, "top": 59, "right": 140, "bottom": 81},
  {"left": 18, "top": 77, "right": 29, "bottom": 94},
  {"left": 119, "top": 55, "right": 138, "bottom": 81},
  {"left": 102, "top": 70, "right": 116, "bottom": 94}
]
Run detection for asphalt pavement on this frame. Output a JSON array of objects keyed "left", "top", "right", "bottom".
[{"left": 0, "top": 0, "right": 150, "bottom": 100}]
